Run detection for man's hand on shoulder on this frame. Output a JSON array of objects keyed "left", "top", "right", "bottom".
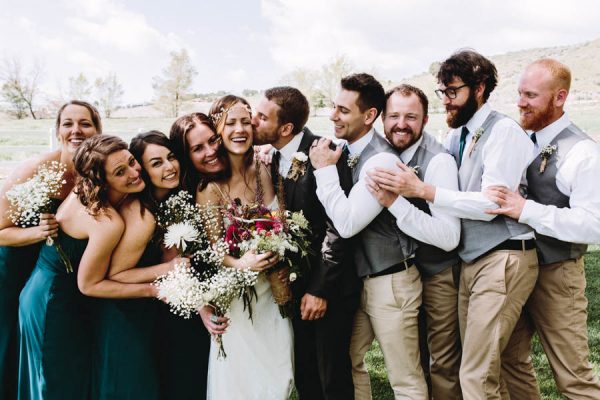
[{"left": 309, "top": 137, "right": 342, "bottom": 169}]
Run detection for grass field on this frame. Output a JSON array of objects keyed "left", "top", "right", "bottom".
[{"left": 364, "top": 247, "right": 600, "bottom": 399}]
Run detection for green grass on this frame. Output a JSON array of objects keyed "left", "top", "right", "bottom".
[{"left": 365, "top": 249, "right": 600, "bottom": 399}]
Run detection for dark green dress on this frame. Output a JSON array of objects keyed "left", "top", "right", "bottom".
[
  {"left": 0, "top": 243, "right": 41, "bottom": 400},
  {"left": 155, "top": 263, "right": 211, "bottom": 400},
  {"left": 18, "top": 232, "right": 91, "bottom": 400},
  {"left": 91, "top": 241, "right": 162, "bottom": 400}
]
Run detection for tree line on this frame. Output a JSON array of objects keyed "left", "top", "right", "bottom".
[{"left": 0, "top": 50, "right": 368, "bottom": 120}]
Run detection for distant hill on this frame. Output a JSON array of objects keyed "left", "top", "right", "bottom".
[{"left": 398, "top": 38, "right": 600, "bottom": 115}]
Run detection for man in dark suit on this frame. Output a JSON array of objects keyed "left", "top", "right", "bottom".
[{"left": 252, "top": 86, "right": 361, "bottom": 400}]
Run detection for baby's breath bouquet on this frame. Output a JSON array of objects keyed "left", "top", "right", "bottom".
[
  {"left": 5, "top": 161, "right": 73, "bottom": 272},
  {"left": 5, "top": 161, "right": 66, "bottom": 241}
]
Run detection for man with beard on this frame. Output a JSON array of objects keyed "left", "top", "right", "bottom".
[
  {"left": 252, "top": 86, "right": 361, "bottom": 400},
  {"left": 310, "top": 74, "right": 428, "bottom": 399},
  {"left": 366, "top": 84, "right": 462, "bottom": 399},
  {"left": 375, "top": 50, "right": 538, "bottom": 399},
  {"left": 486, "top": 59, "right": 600, "bottom": 399}
]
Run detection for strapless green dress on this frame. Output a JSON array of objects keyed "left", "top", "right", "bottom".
[
  {"left": 91, "top": 240, "right": 161, "bottom": 400},
  {"left": 18, "top": 231, "right": 91, "bottom": 400}
]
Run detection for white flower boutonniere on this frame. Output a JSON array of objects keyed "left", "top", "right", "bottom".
[
  {"left": 409, "top": 165, "right": 421, "bottom": 176},
  {"left": 287, "top": 151, "right": 308, "bottom": 181},
  {"left": 347, "top": 154, "right": 360, "bottom": 169},
  {"left": 467, "top": 127, "right": 485, "bottom": 157},
  {"left": 539, "top": 144, "right": 557, "bottom": 173}
]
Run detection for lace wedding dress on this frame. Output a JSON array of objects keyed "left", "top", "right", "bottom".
[{"left": 206, "top": 197, "right": 294, "bottom": 400}]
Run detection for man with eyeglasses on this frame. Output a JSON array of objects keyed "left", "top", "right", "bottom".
[{"left": 376, "top": 50, "right": 538, "bottom": 399}]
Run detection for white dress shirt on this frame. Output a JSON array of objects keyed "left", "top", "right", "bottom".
[
  {"left": 436, "top": 104, "right": 535, "bottom": 240},
  {"left": 276, "top": 131, "right": 305, "bottom": 177},
  {"left": 520, "top": 113, "right": 600, "bottom": 244},
  {"left": 387, "top": 135, "right": 461, "bottom": 251},
  {"left": 314, "top": 129, "right": 460, "bottom": 250}
]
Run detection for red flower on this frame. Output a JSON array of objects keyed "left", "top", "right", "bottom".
[{"left": 255, "top": 220, "right": 274, "bottom": 232}]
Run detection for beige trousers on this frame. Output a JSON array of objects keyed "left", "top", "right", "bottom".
[
  {"left": 351, "top": 265, "right": 428, "bottom": 400},
  {"left": 501, "top": 257, "right": 600, "bottom": 399},
  {"left": 422, "top": 265, "right": 462, "bottom": 400},
  {"left": 458, "top": 249, "right": 538, "bottom": 400}
]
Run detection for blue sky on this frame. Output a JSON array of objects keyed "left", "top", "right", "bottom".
[{"left": 1, "top": 0, "right": 599, "bottom": 103}]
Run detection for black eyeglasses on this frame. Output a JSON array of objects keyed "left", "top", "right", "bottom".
[{"left": 434, "top": 84, "right": 468, "bottom": 100}]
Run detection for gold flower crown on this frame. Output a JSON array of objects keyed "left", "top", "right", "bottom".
[{"left": 210, "top": 103, "right": 253, "bottom": 128}]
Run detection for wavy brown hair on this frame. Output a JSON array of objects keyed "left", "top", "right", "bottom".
[
  {"left": 208, "top": 95, "right": 254, "bottom": 181},
  {"left": 73, "top": 135, "right": 128, "bottom": 216},
  {"left": 170, "top": 112, "right": 228, "bottom": 193}
]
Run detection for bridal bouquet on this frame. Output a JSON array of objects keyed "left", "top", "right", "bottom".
[
  {"left": 5, "top": 161, "right": 72, "bottom": 272},
  {"left": 219, "top": 197, "right": 311, "bottom": 318}
]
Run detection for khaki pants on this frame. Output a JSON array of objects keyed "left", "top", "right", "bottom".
[
  {"left": 458, "top": 249, "right": 538, "bottom": 400},
  {"left": 351, "top": 265, "right": 428, "bottom": 400},
  {"left": 501, "top": 257, "right": 600, "bottom": 399},
  {"left": 422, "top": 265, "right": 462, "bottom": 399}
]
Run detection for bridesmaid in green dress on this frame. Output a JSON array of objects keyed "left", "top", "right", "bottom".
[
  {"left": 92, "top": 131, "right": 188, "bottom": 400},
  {"left": 18, "top": 135, "right": 161, "bottom": 400},
  {"left": 0, "top": 101, "right": 101, "bottom": 400},
  {"left": 158, "top": 114, "right": 227, "bottom": 400}
]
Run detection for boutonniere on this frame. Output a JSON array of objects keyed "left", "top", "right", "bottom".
[
  {"left": 467, "top": 127, "right": 484, "bottom": 157},
  {"left": 539, "top": 144, "right": 557, "bottom": 173},
  {"left": 409, "top": 165, "right": 421, "bottom": 176},
  {"left": 347, "top": 154, "right": 360, "bottom": 169},
  {"left": 287, "top": 152, "right": 308, "bottom": 181}
]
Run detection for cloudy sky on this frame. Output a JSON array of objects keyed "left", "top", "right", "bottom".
[{"left": 1, "top": 0, "right": 599, "bottom": 103}]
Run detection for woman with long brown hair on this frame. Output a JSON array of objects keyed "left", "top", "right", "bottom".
[
  {"left": 0, "top": 100, "right": 101, "bottom": 398},
  {"left": 18, "top": 135, "right": 161, "bottom": 400}
]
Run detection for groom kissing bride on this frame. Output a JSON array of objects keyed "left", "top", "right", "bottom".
[{"left": 252, "top": 86, "right": 361, "bottom": 400}]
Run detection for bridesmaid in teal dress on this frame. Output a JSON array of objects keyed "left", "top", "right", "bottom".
[
  {"left": 92, "top": 131, "right": 189, "bottom": 400},
  {"left": 160, "top": 114, "right": 229, "bottom": 399},
  {"left": 18, "top": 135, "right": 161, "bottom": 400},
  {"left": 0, "top": 101, "right": 101, "bottom": 400}
]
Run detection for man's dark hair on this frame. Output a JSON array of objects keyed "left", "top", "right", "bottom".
[
  {"left": 264, "top": 86, "right": 310, "bottom": 135},
  {"left": 340, "top": 73, "right": 385, "bottom": 118},
  {"left": 437, "top": 49, "right": 498, "bottom": 102},
  {"left": 383, "top": 84, "right": 429, "bottom": 117}
]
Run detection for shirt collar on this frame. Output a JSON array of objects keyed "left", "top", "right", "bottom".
[
  {"left": 348, "top": 128, "right": 374, "bottom": 155},
  {"left": 465, "top": 102, "right": 491, "bottom": 133},
  {"left": 278, "top": 131, "right": 305, "bottom": 161},
  {"left": 533, "top": 113, "right": 571, "bottom": 150},
  {"left": 400, "top": 133, "right": 424, "bottom": 164}
]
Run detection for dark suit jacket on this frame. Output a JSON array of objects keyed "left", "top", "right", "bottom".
[{"left": 272, "top": 128, "right": 361, "bottom": 301}]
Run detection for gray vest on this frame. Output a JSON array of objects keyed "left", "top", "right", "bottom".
[
  {"left": 526, "top": 124, "right": 589, "bottom": 265},
  {"left": 352, "top": 132, "right": 418, "bottom": 277},
  {"left": 406, "top": 132, "right": 460, "bottom": 277},
  {"left": 448, "top": 111, "right": 532, "bottom": 263}
]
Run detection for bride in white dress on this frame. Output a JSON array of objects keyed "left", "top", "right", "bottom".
[{"left": 197, "top": 95, "right": 294, "bottom": 400}]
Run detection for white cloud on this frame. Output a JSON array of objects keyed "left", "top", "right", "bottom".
[{"left": 261, "top": 0, "right": 600, "bottom": 81}]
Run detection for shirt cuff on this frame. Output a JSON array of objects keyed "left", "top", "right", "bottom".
[
  {"left": 388, "top": 196, "right": 411, "bottom": 221},
  {"left": 313, "top": 165, "right": 340, "bottom": 185},
  {"left": 519, "top": 199, "right": 544, "bottom": 225},
  {"left": 433, "top": 187, "right": 454, "bottom": 207}
]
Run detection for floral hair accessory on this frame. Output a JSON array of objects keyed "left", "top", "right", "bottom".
[{"left": 539, "top": 144, "right": 557, "bottom": 173}]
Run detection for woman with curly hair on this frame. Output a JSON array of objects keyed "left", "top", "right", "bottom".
[
  {"left": 0, "top": 100, "right": 101, "bottom": 398},
  {"left": 18, "top": 135, "right": 162, "bottom": 400}
]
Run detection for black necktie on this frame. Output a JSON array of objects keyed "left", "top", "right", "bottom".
[
  {"left": 458, "top": 126, "right": 469, "bottom": 165},
  {"left": 530, "top": 132, "right": 537, "bottom": 144},
  {"left": 342, "top": 143, "right": 350, "bottom": 156},
  {"left": 271, "top": 150, "right": 281, "bottom": 181}
]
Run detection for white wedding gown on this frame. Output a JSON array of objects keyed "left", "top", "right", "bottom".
[{"left": 207, "top": 198, "right": 294, "bottom": 400}]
